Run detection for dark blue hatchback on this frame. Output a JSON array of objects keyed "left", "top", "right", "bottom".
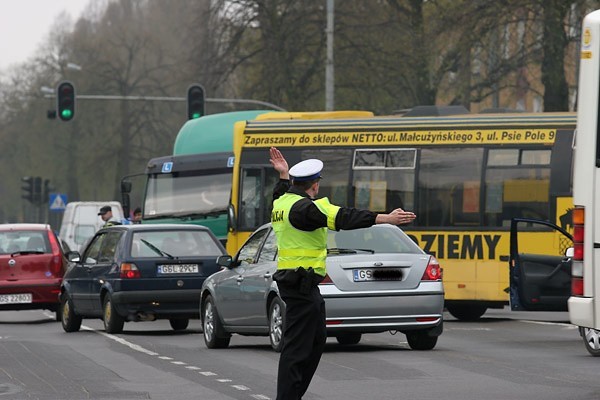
[{"left": 60, "top": 224, "right": 226, "bottom": 333}]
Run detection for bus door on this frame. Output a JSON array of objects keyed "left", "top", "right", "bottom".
[{"left": 509, "top": 218, "right": 572, "bottom": 311}]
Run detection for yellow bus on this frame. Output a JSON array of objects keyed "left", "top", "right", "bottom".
[{"left": 226, "top": 110, "right": 576, "bottom": 320}]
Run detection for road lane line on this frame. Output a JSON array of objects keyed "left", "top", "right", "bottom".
[
  {"left": 43, "top": 313, "right": 271, "bottom": 399},
  {"left": 520, "top": 320, "right": 577, "bottom": 328}
]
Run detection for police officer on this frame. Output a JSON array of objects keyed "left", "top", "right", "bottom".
[{"left": 269, "top": 147, "right": 416, "bottom": 400}]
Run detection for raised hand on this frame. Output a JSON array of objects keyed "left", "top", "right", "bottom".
[{"left": 269, "top": 147, "right": 289, "bottom": 179}]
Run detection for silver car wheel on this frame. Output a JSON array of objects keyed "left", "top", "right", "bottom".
[
  {"left": 582, "top": 327, "right": 600, "bottom": 356},
  {"left": 204, "top": 301, "right": 215, "bottom": 342},
  {"left": 270, "top": 303, "right": 283, "bottom": 345},
  {"left": 269, "top": 297, "right": 285, "bottom": 352}
]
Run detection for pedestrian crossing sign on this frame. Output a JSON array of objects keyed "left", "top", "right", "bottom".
[{"left": 49, "top": 194, "right": 68, "bottom": 211}]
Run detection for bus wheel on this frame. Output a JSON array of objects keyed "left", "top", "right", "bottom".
[
  {"left": 446, "top": 304, "right": 487, "bottom": 321},
  {"left": 581, "top": 327, "right": 600, "bottom": 356}
]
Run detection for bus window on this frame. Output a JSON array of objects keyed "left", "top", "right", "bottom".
[
  {"left": 484, "top": 148, "right": 551, "bottom": 227},
  {"left": 353, "top": 149, "right": 416, "bottom": 212},
  {"left": 239, "top": 167, "right": 280, "bottom": 230},
  {"left": 302, "top": 149, "right": 353, "bottom": 206},
  {"left": 417, "top": 148, "right": 483, "bottom": 227}
]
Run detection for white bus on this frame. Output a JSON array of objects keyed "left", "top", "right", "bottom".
[
  {"left": 569, "top": 9, "right": 600, "bottom": 356},
  {"left": 511, "top": 9, "right": 600, "bottom": 356}
]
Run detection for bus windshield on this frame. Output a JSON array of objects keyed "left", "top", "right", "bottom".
[{"left": 144, "top": 171, "right": 231, "bottom": 218}]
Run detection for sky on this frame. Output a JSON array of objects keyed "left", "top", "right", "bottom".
[{"left": 0, "top": 0, "right": 90, "bottom": 71}]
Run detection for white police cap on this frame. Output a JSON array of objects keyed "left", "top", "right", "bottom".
[{"left": 289, "top": 159, "right": 323, "bottom": 182}]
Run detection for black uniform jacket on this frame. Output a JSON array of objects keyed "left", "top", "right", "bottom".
[{"left": 273, "top": 179, "right": 377, "bottom": 232}]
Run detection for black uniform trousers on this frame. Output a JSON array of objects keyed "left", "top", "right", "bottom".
[{"left": 276, "top": 278, "right": 327, "bottom": 400}]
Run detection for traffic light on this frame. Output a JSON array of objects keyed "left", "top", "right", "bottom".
[
  {"left": 187, "top": 84, "right": 205, "bottom": 119},
  {"left": 43, "top": 179, "right": 53, "bottom": 204},
  {"left": 32, "top": 177, "right": 42, "bottom": 204},
  {"left": 21, "top": 177, "right": 33, "bottom": 203},
  {"left": 56, "top": 81, "right": 75, "bottom": 121}
]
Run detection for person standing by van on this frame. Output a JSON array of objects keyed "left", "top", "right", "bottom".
[{"left": 98, "top": 205, "right": 129, "bottom": 227}]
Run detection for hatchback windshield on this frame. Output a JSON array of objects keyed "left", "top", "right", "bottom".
[
  {"left": 131, "top": 230, "right": 223, "bottom": 258},
  {"left": 327, "top": 226, "right": 422, "bottom": 254},
  {"left": 0, "top": 231, "right": 50, "bottom": 254}
]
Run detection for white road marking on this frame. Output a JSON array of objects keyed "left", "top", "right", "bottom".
[
  {"left": 82, "top": 326, "right": 159, "bottom": 356},
  {"left": 520, "top": 320, "right": 578, "bottom": 328},
  {"left": 43, "top": 312, "right": 268, "bottom": 397}
]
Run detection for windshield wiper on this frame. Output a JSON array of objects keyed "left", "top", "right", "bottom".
[
  {"left": 327, "top": 247, "right": 375, "bottom": 254},
  {"left": 140, "top": 239, "right": 175, "bottom": 259},
  {"left": 144, "top": 210, "right": 227, "bottom": 220},
  {"left": 178, "top": 209, "right": 228, "bottom": 218}
]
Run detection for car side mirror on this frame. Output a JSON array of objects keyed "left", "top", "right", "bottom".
[
  {"left": 67, "top": 251, "right": 81, "bottom": 262},
  {"left": 565, "top": 247, "right": 574, "bottom": 258},
  {"left": 216, "top": 255, "right": 233, "bottom": 268}
]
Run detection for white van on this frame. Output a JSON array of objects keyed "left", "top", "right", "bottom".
[{"left": 59, "top": 201, "right": 125, "bottom": 252}]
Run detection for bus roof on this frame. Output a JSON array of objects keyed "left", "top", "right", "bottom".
[
  {"left": 243, "top": 112, "right": 576, "bottom": 131},
  {"left": 173, "top": 110, "right": 273, "bottom": 155}
]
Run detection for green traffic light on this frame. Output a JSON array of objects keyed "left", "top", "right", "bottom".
[
  {"left": 61, "top": 109, "right": 73, "bottom": 119},
  {"left": 191, "top": 112, "right": 201, "bottom": 119}
]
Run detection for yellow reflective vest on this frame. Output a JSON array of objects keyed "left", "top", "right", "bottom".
[{"left": 271, "top": 193, "right": 340, "bottom": 276}]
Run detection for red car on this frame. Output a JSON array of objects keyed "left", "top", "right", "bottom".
[{"left": 0, "top": 224, "right": 68, "bottom": 320}]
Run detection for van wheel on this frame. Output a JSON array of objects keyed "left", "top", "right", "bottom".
[
  {"left": 446, "top": 304, "right": 487, "bottom": 321},
  {"left": 169, "top": 318, "right": 189, "bottom": 331},
  {"left": 202, "top": 295, "right": 230, "bottom": 348},
  {"left": 581, "top": 327, "right": 600, "bottom": 356},
  {"left": 103, "top": 295, "right": 125, "bottom": 334},
  {"left": 61, "top": 295, "right": 82, "bottom": 332}
]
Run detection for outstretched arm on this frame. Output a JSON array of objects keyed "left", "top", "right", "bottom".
[
  {"left": 375, "top": 208, "right": 416, "bottom": 225},
  {"left": 269, "top": 147, "right": 289, "bottom": 180}
]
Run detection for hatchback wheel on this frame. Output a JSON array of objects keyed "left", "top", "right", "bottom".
[
  {"left": 336, "top": 333, "right": 362, "bottom": 345},
  {"left": 269, "top": 297, "right": 285, "bottom": 352},
  {"left": 103, "top": 295, "right": 125, "bottom": 334},
  {"left": 406, "top": 330, "right": 438, "bottom": 350},
  {"left": 61, "top": 295, "right": 82, "bottom": 333},
  {"left": 169, "top": 318, "right": 189, "bottom": 331},
  {"left": 581, "top": 327, "right": 600, "bottom": 356},
  {"left": 202, "top": 295, "right": 230, "bottom": 349}
]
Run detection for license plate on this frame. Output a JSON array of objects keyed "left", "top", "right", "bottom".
[
  {"left": 353, "top": 268, "right": 402, "bottom": 282},
  {"left": 157, "top": 264, "right": 199, "bottom": 274},
  {"left": 0, "top": 293, "right": 33, "bottom": 304}
]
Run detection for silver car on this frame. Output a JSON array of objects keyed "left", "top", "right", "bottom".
[{"left": 200, "top": 223, "right": 444, "bottom": 351}]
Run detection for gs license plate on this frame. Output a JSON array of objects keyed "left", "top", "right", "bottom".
[
  {"left": 157, "top": 264, "right": 199, "bottom": 274},
  {"left": 353, "top": 268, "right": 402, "bottom": 282},
  {"left": 0, "top": 293, "right": 33, "bottom": 304}
]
